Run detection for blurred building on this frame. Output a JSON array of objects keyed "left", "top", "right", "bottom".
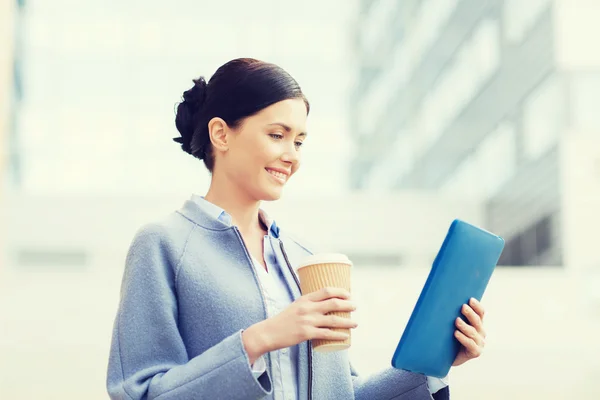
[
  {"left": 1, "top": 0, "right": 22, "bottom": 184},
  {"left": 15, "top": 0, "right": 353, "bottom": 198},
  {"left": 1, "top": 0, "right": 24, "bottom": 266},
  {"left": 350, "top": 0, "right": 600, "bottom": 266},
  {"left": 0, "top": 3, "right": 8, "bottom": 185}
]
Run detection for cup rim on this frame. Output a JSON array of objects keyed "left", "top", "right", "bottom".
[{"left": 296, "top": 253, "right": 352, "bottom": 270}]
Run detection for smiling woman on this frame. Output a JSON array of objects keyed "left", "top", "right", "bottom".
[
  {"left": 173, "top": 59, "right": 309, "bottom": 170},
  {"left": 106, "top": 58, "right": 453, "bottom": 400},
  {"left": 173, "top": 59, "right": 309, "bottom": 202}
]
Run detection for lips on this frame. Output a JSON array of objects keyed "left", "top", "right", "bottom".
[{"left": 266, "top": 168, "right": 289, "bottom": 183}]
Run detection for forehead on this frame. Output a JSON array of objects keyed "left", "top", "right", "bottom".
[{"left": 253, "top": 99, "right": 308, "bottom": 130}]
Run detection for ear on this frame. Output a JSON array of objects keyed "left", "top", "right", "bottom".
[{"left": 207, "top": 117, "right": 230, "bottom": 153}]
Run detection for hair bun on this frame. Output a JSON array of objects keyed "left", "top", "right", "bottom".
[
  {"left": 184, "top": 78, "right": 208, "bottom": 107},
  {"left": 173, "top": 77, "right": 208, "bottom": 155}
]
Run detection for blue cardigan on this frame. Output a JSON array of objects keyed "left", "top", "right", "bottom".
[{"left": 106, "top": 198, "right": 449, "bottom": 399}]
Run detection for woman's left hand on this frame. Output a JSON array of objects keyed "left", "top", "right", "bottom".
[{"left": 452, "top": 298, "right": 486, "bottom": 367}]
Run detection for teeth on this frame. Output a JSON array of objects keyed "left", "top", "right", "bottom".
[{"left": 267, "top": 169, "right": 286, "bottom": 180}]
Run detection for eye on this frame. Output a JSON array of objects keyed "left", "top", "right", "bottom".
[
  {"left": 295, "top": 141, "right": 304, "bottom": 148},
  {"left": 269, "top": 133, "right": 284, "bottom": 140}
]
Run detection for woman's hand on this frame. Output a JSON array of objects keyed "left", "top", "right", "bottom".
[
  {"left": 452, "top": 298, "right": 487, "bottom": 367},
  {"left": 242, "top": 287, "right": 358, "bottom": 363}
]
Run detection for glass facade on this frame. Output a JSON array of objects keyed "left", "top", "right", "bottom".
[
  {"left": 504, "top": 0, "right": 551, "bottom": 42},
  {"left": 440, "top": 122, "right": 517, "bottom": 200},
  {"left": 6, "top": 0, "right": 24, "bottom": 187},
  {"left": 416, "top": 19, "right": 500, "bottom": 154},
  {"left": 522, "top": 74, "right": 565, "bottom": 161},
  {"left": 364, "top": 133, "right": 414, "bottom": 192},
  {"left": 351, "top": 0, "right": 594, "bottom": 266}
]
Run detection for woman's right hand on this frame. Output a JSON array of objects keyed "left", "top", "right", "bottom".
[{"left": 242, "top": 287, "right": 358, "bottom": 364}]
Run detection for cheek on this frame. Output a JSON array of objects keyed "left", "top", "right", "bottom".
[
  {"left": 234, "top": 142, "right": 271, "bottom": 177},
  {"left": 255, "top": 140, "right": 281, "bottom": 165}
]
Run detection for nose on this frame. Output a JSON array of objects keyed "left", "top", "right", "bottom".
[{"left": 281, "top": 144, "right": 300, "bottom": 165}]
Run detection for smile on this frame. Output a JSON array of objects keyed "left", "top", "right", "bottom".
[{"left": 266, "top": 168, "right": 288, "bottom": 184}]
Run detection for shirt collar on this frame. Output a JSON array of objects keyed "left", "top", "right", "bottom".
[{"left": 191, "top": 194, "right": 280, "bottom": 238}]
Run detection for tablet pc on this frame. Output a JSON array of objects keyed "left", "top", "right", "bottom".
[{"left": 391, "top": 219, "right": 504, "bottom": 378}]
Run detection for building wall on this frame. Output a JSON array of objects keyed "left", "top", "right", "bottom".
[
  {"left": 0, "top": 0, "right": 19, "bottom": 268},
  {"left": 0, "top": 0, "right": 14, "bottom": 132},
  {"left": 3, "top": 193, "right": 484, "bottom": 270},
  {"left": 399, "top": 7, "right": 556, "bottom": 189},
  {"left": 350, "top": 0, "right": 574, "bottom": 266}
]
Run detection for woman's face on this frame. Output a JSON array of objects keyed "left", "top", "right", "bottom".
[{"left": 218, "top": 98, "right": 308, "bottom": 201}]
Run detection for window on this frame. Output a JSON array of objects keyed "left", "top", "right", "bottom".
[
  {"left": 535, "top": 215, "right": 552, "bottom": 256},
  {"left": 410, "top": 0, "right": 459, "bottom": 67},
  {"left": 498, "top": 233, "right": 525, "bottom": 265},
  {"left": 439, "top": 121, "right": 516, "bottom": 200},
  {"left": 504, "top": 0, "right": 550, "bottom": 43},
  {"left": 439, "top": 154, "right": 481, "bottom": 200},
  {"left": 523, "top": 75, "right": 565, "bottom": 160},
  {"left": 477, "top": 123, "right": 517, "bottom": 198},
  {"left": 365, "top": 133, "right": 414, "bottom": 191},
  {"left": 497, "top": 215, "right": 556, "bottom": 266},
  {"left": 418, "top": 19, "right": 500, "bottom": 150},
  {"left": 360, "top": 0, "right": 398, "bottom": 52}
]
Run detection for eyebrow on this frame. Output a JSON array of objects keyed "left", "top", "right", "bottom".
[{"left": 268, "top": 122, "right": 308, "bottom": 137}]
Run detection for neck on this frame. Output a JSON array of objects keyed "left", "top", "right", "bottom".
[{"left": 204, "top": 172, "right": 264, "bottom": 234}]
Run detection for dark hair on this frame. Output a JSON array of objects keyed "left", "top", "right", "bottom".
[{"left": 173, "top": 58, "right": 310, "bottom": 171}]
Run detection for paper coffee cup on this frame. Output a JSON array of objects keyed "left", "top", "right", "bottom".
[{"left": 296, "top": 253, "right": 353, "bottom": 352}]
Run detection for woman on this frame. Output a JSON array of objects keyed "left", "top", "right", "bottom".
[{"left": 106, "top": 58, "right": 487, "bottom": 400}]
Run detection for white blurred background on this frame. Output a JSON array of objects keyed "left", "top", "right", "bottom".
[{"left": 2, "top": 0, "right": 600, "bottom": 398}]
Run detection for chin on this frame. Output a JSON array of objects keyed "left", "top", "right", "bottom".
[
  {"left": 263, "top": 191, "right": 283, "bottom": 201},
  {"left": 258, "top": 187, "right": 284, "bottom": 201}
]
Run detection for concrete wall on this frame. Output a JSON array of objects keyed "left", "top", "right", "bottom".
[
  {"left": 3, "top": 192, "right": 485, "bottom": 268},
  {"left": 560, "top": 132, "right": 600, "bottom": 311}
]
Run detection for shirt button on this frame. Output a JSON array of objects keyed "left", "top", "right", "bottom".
[{"left": 281, "top": 348, "right": 289, "bottom": 354}]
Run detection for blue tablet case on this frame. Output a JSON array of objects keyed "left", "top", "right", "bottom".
[{"left": 391, "top": 219, "right": 505, "bottom": 378}]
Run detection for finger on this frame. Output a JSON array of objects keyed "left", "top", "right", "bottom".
[
  {"left": 305, "top": 287, "right": 351, "bottom": 302},
  {"left": 455, "top": 317, "right": 484, "bottom": 346},
  {"left": 469, "top": 298, "right": 486, "bottom": 321},
  {"left": 454, "top": 330, "right": 483, "bottom": 358},
  {"left": 313, "top": 327, "right": 351, "bottom": 342},
  {"left": 318, "top": 298, "right": 357, "bottom": 314},
  {"left": 316, "top": 314, "right": 358, "bottom": 329},
  {"left": 461, "top": 304, "right": 486, "bottom": 338}
]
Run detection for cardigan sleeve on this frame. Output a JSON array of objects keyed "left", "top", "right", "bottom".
[
  {"left": 106, "top": 224, "right": 272, "bottom": 400},
  {"left": 350, "top": 361, "right": 450, "bottom": 400}
]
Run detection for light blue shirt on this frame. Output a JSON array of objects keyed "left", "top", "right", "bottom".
[{"left": 191, "top": 195, "right": 448, "bottom": 397}]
